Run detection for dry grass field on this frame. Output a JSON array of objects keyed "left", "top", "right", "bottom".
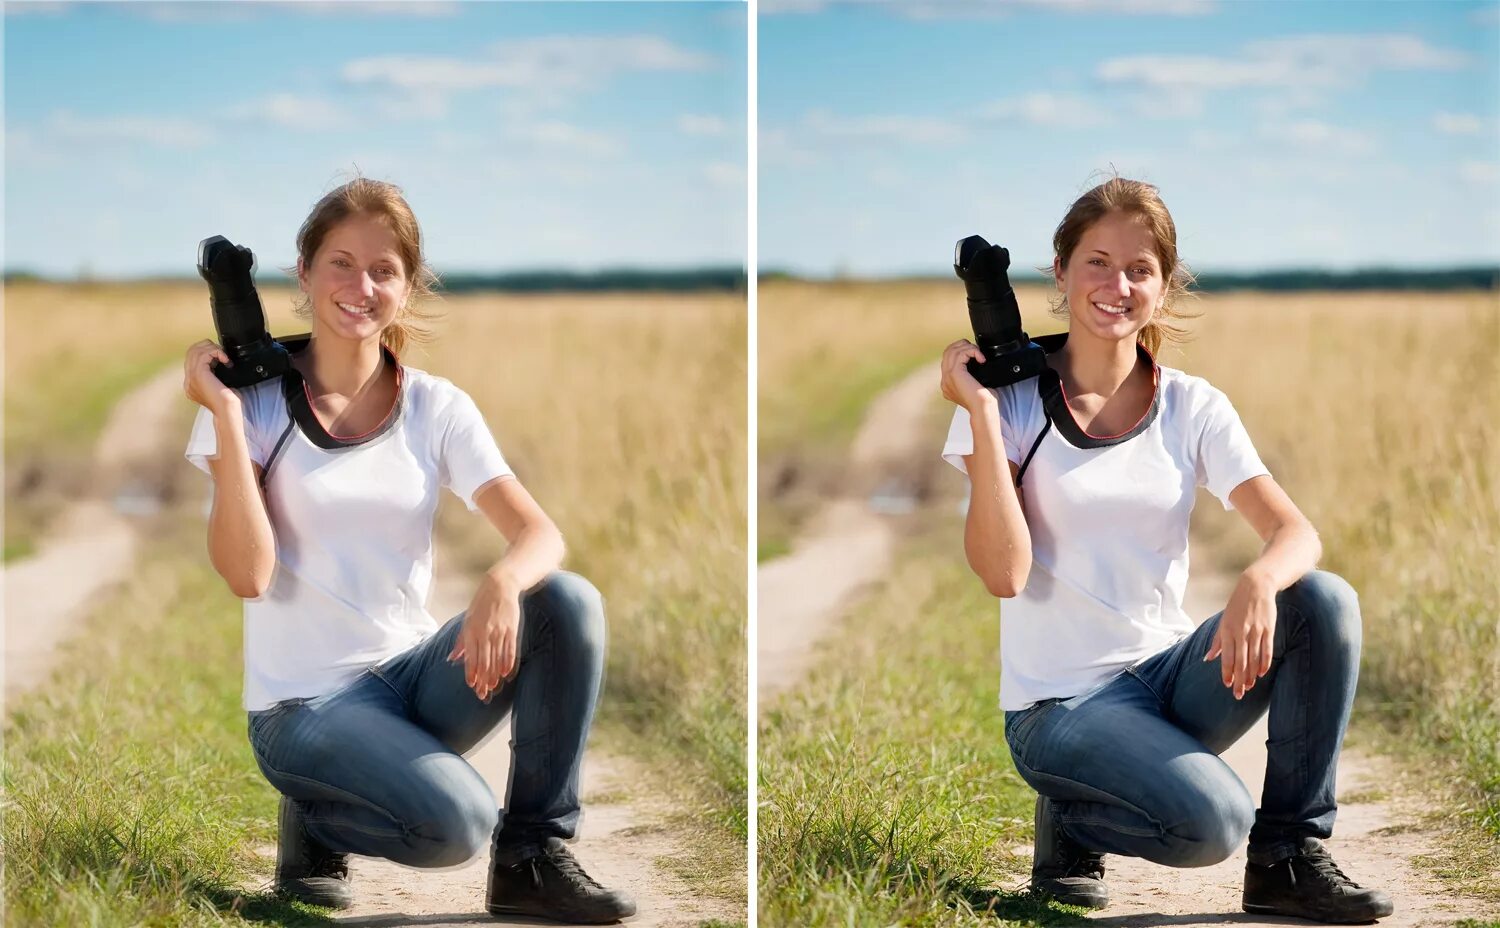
[
  {"left": 759, "top": 278, "right": 1499, "bottom": 837},
  {"left": 3, "top": 281, "right": 748, "bottom": 909}
]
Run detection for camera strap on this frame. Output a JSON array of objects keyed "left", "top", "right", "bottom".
[
  {"left": 256, "top": 334, "right": 405, "bottom": 490},
  {"left": 1014, "top": 333, "right": 1161, "bottom": 485}
]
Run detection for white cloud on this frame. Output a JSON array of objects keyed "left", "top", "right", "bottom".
[
  {"left": 761, "top": 0, "right": 1214, "bottom": 17},
  {"left": 679, "top": 114, "right": 732, "bottom": 137},
  {"left": 4, "top": 1, "right": 71, "bottom": 16},
  {"left": 1258, "top": 119, "right": 1374, "bottom": 155},
  {"left": 703, "top": 162, "right": 746, "bottom": 187},
  {"left": 44, "top": 108, "right": 215, "bottom": 149},
  {"left": 1099, "top": 33, "right": 1467, "bottom": 98},
  {"left": 341, "top": 35, "right": 714, "bottom": 118},
  {"left": 982, "top": 92, "right": 1109, "bottom": 128},
  {"left": 124, "top": 1, "right": 461, "bottom": 23},
  {"left": 804, "top": 109, "right": 965, "bottom": 145},
  {"left": 227, "top": 94, "right": 351, "bottom": 132},
  {"left": 1433, "top": 112, "right": 1485, "bottom": 135},
  {"left": 502, "top": 121, "right": 622, "bottom": 158},
  {"left": 760, "top": 127, "right": 821, "bottom": 167},
  {"left": 1460, "top": 161, "right": 1498, "bottom": 185}
]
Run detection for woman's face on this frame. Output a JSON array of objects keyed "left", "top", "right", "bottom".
[
  {"left": 1053, "top": 211, "right": 1167, "bottom": 348},
  {"left": 297, "top": 213, "right": 411, "bottom": 345}
]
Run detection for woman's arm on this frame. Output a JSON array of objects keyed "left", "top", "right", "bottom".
[
  {"left": 961, "top": 401, "right": 1031, "bottom": 597},
  {"left": 206, "top": 403, "right": 277, "bottom": 598},
  {"left": 449, "top": 476, "right": 566, "bottom": 701},
  {"left": 1205, "top": 474, "right": 1322, "bottom": 699},
  {"left": 941, "top": 338, "right": 1032, "bottom": 598}
]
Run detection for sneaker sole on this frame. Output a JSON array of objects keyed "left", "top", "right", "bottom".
[
  {"left": 1244, "top": 901, "right": 1395, "bottom": 923},
  {"left": 487, "top": 901, "right": 635, "bottom": 924}
]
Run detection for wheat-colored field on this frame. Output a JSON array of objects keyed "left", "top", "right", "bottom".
[
  {"left": 759, "top": 279, "right": 1499, "bottom": 830},
  {"left": 3, "top": 280, "right": 748, "bottom": 847}
]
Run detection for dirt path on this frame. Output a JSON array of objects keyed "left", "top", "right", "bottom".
[
  {"left": 3, "top": 364, "right": 736, "bottom": 926},
  {"left": 757, "top": 371, "right": 1494, "bottom": 925}
]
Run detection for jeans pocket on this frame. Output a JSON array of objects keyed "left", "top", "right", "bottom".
[
  {"left": 247, "top": 698, "right": 306, "bottom": 754},
  {"left": 1005, "top": 698, "right": 1062, "bottom": 760}
]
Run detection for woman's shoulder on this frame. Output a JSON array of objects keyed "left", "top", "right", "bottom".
[{"left": 1156, "top": 364, "right": 1236, "bottom": 419}]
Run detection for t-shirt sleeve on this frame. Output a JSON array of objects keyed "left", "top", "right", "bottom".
[
  {"left": 1195, "top": 385, "right": 1270, "bottom": 511},
  {"left": 941, "top": 388, "right": 1020, "bottom": 477},
  {"left": 184, "top": 399, "right": 267, "bottom": 475},
  {"left": 441, "top": 388, "right": 515, "bottom": 512}
]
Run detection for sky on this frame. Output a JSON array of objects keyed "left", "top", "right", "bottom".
[
  {"left": 4, "top": 0, "right": 747, "bottom": 279},
  {"left": 760, "top": 0, "right": 1500, "bottom": 277}
]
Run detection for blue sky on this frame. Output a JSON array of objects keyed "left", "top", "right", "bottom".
[
  {"left": 761, "top": 0, "right": 1500, "bottom": 277},
  {"left": 4, "top": 0, "right": 746, "bottom": 279}
]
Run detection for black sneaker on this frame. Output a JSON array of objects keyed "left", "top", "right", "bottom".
[
  {"left": 274, "top": 795, "right": 353, "bottom": 909},
  {"left": 486, "top": 836, "right": 636, "bottom": 924},
  {"left": 1029, "top": 794, "right": 1108, "bottom": 909},
  {"left": 1244, "top": 837, "right": 1394, "bottom": 923}
]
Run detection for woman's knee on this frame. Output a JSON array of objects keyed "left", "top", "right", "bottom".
[
  {"left": 526, "top": 571, "right": 606, "bottom": 659},
  {"left": 404, "top": 780, "right": 498, "bottom": 868},
  {"left": 1156, "top": 780, "right": 1255, "bottom": 868},
  {"left": 1279, "top": 570, "right": 1362, "bottom": 656}
]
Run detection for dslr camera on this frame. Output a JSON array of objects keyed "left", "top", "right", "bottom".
[
  {"left": 953, "top": 235, "right": 1047, "bottom": 388},
  {"left": 197, "top": 235, "right": 292, "bottom": 388}
]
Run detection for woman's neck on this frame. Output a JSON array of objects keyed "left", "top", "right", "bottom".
[
  {"left": 301, "top": 335, "right": 387, "bottom": 399},
  {"left": 1054, "top": 327, "right": 1143, "bottom": 398}
]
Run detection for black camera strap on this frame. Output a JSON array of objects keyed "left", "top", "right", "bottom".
[
  {"left": 256, "top": 333, "right": 405, "bottom": 490},
  {"left": 1014, "top": 333, "right": 1161, "bottom": 486}
]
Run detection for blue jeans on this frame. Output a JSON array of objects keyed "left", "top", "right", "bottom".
[
  {"left": 246, "top": 571, "right": 606, "bottom": 869},
  {"left": 1003, "top": 570, "right": 1362, "bottom": 868}
]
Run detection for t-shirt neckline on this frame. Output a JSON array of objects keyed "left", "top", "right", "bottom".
[{"left": 278, "top": 333, "right": 406, "bottom": 450}]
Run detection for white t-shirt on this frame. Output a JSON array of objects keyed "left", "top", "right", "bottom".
[
  {"left": 942, "top": 364, "right": 1269, "bottom": 711},
  {"left": 185, "top": 363, "right": 513, "bottom": 711}
]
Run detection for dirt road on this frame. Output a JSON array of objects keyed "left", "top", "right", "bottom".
[
  {"left": 3, "top": 364, "right": 738, "bottom": 927},
  {"left": 756, "top": 367, "right": 1493, "bottom": 926}
]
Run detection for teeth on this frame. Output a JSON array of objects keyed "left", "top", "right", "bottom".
[
  {"left": 338, "top": 302, "right": 372, "bottom": 316},
  {"left": 1094, "top": 302, "right": 1129, "bottom": 316}
]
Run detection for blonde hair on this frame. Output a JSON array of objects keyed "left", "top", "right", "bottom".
[
  {"left": 1048, "top": 172, "right": 1200, "bottom": 357},
  {"left": 283, "top": 172, "right": 444, "bottom": 358}
]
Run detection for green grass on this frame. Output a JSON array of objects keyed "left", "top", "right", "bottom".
[
  {"left": 2, "top": 513, "right": 331, "bottom": 926},
  {"left": 759, "top": 516, "right": 1089, "bottom": 926}
]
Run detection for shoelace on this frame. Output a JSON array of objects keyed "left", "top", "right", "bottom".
[
  {"left": 309, "top": 848, "right": 350, "bottom": 881},
  {"left": 1300, "top": 847, "right": 1359, "bottom": 889},
  {"left": 543, "top": 845, "right": 606, "bottom": 893}
]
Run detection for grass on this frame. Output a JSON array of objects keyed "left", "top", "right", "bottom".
[
  {"left": 3, "top": 513, "right": 329, "bottom": 926},
  {"left": 4, "top": 282, "right": 747, "bottom": 918},
  {"left": 1169, "top": 289, "right": 1500, "bottom": 839},
  {"left": 759, "top": 282, "right": 1499, "bottom": 917},
  {"left": 758, "top": 514, "right": 1086, "bottom": 926}
]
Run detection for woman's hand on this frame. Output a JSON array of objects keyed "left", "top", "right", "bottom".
[
  {"left": 940, "top": 339, "right": 995, "bottom": 414},
  {"left": 449, "top": 573, "right": 522, "bottom": 701},
  {"left": 183, "top": 339, "right": 241, "bottom": 418},
  {"left": 1204, "top": 572, "right": 1279, "bottom": 700}
]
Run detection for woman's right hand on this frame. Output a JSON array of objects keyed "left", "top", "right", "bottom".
[
  {"left": 183, "top": 339, "right": 241, "bottom": 419},
  {"left": 941, "top": 338, "right": 996, "bottom": 414}
]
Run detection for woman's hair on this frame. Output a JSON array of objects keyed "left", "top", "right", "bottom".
[
  {"left": 1048, "top": 173, "right": 1200, "bottom": 357},
  {"left": 283, "top": 173, "right": 445, "bottom": 359}
]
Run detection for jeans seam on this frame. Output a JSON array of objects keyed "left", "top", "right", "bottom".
[
  {"left": 258, "top": 767, "right": 410, "bottom": 838},
  {"left": 1011, "top": 761, "right": 1166, "bottom": 839},
  {"left": 366, "top": 666, "right": 411, "bottom": 715}
]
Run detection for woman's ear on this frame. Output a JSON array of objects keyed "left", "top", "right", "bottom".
[
  {"left": 1053, "top": 256, "right": 1065, "bottom": 291},
  {"left": 296, "top": 256, "right": 307, "bottom": 293}
]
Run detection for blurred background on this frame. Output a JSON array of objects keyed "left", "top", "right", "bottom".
[
  {"left": 3, "top": 2, "right": 747, "bottom": 924},
  {"left": 756, "top": 2, "right": 1499, "bottom": 924}
]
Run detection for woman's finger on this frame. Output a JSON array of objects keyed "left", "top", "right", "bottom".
[{"left": 499, "top": 627, "right": 517, "bottom": 681}]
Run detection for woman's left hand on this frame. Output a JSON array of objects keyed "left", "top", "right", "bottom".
[
  {"left": 1203, "top": 572, "right": 1278, "bottom": 700},
  {"left": 449, "top": 574, "right": 522, "bottom": 701}
]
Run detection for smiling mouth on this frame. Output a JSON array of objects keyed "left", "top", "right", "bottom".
[
  {"left": 1093, "top": 301, "right": 1130, "bottom": 316},
  {"left": 338, "top": 302, "right": 374, "bottom": 318}
]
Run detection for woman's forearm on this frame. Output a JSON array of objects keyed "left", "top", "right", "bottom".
[
  {"left": 963, "top": 397, "right": 1032, "bottom": 598},
  {"left": 206, "top": 405, "right": 277, "bottom": 598},
  {"left": 1242, "top": 520, "right": 1322, "bottom": 593},
  {"left": 484, "top": 519, "right": 566, "bottom": 600}
]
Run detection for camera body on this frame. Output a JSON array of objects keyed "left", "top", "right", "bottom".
[
  {"left": 953, "top": 235, "right": 1048, "bottom": 388},
  {"left": 198, "top": 235, "right": 291, "bottom": 388}
]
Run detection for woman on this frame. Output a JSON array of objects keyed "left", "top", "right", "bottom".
[
  {"left": 939, "top": 176, "right": 1393, "bottom": 924},
  {"left": 183, "top": 177, "right": 635, "bottom": 924}
]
